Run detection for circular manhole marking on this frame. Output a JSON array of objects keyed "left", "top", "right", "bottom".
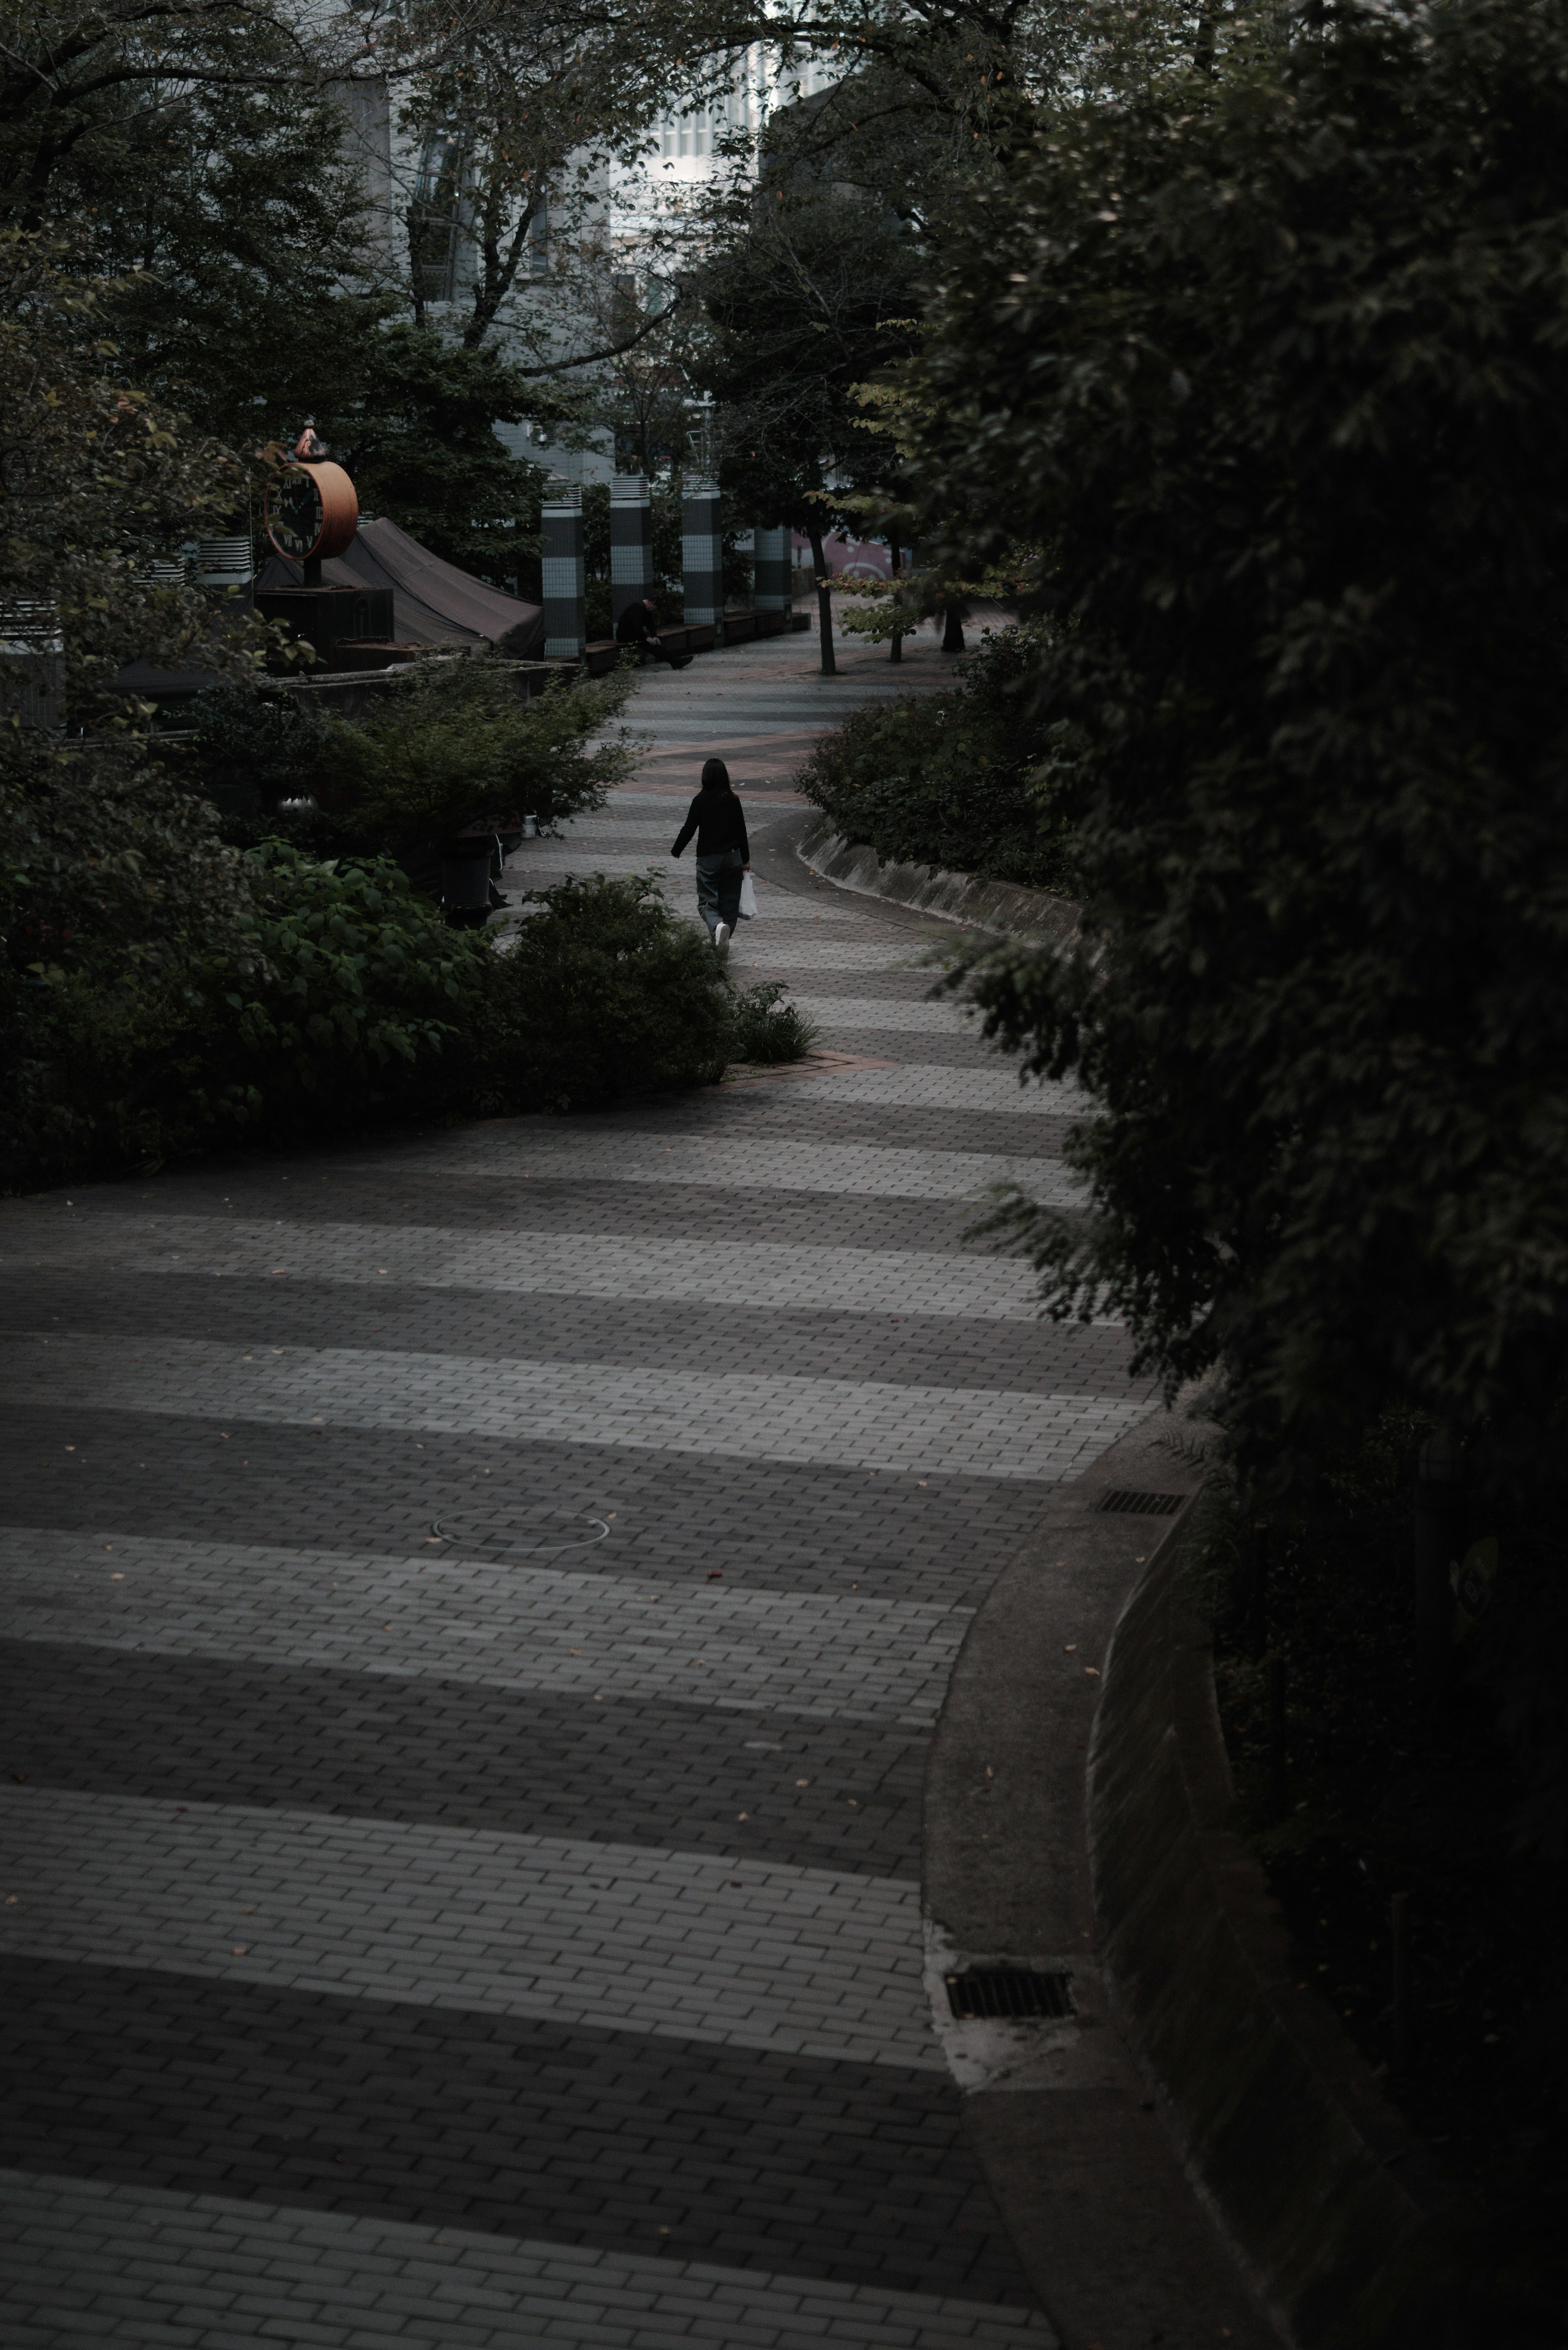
[{"left": 429, "top": 1506, "right": 610, "bottom": 1557}]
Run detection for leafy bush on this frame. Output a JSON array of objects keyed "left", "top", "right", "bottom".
[
  {"left": 911, "top": 0, "right": 1568, "bottom": 1496},
  {"left": 4, "top": 828, "right": 484, "bottom": 1184},
  {"left": 5, "top": 838, "right": 813, "bottom": 1187},
  {"left": 323, "top": 655, "right": 642, "bottom": 857},
  {"left": 227, "top": 845, "right": 485, "bottom": 1116},
  {"left": 189, "top": 679, "right": 330, "bottom": 825},
  {"left": 796, "top": 626, "right": 1081, "bottom": 891},
  {"left": 475, "top": 872, "right": 734, "bottom": 1113},
  {"left": 2, "top": 730, "right": 264, "bottom": 1182},
  {"left": 727, "top": 981, "right": 819, "bottom": 1066}
]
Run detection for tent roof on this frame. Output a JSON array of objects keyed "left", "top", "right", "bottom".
[{"left": 255, "top": 517, "right": 543, "bottom": 658}]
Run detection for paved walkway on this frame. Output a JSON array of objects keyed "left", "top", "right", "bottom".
[{"left": 0, "top": 617, "right": 1157, "bottom": 2347}]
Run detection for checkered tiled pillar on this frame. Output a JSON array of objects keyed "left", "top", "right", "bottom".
[
  {"left": 610, "top": 475, "right": 653, "bottom": 633},
  {"left": 682, "top": 475, "right": 723, "bottom": 639},
  {"left": 541, "top": 480, "right": 585, "bottom": 659},
  {"left": 752, "top": 526, "right": 791, "bottom": 613}
]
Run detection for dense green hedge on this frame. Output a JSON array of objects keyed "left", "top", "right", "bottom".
[
  {"left": 795, "top": 626, "right": 1083, "bottom": 892},
  {"left": 4, "top": 840, "right": 808, "bottom": 1189},
  {"left": 190, "top": 656, "right": 637, "bottom": 861}
]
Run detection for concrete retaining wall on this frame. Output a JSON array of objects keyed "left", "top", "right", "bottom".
[
  {"left": 1088, "top": 1541, "right": 1456, "bottom": 2348},
  {"left": 797, "top": 816, "right": 1080, "bottom": 941}
]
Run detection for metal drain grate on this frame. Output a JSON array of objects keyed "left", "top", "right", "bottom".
[
  {"left": 1097, "top": 1489, "right": 1185, "bottom": 1518},
  {"left": 945, "top": 1969, "right": 1074, "bottom": 2022}
]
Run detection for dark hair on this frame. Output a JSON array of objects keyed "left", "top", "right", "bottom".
[{"left": 701, "top": 757, "right": 731, "bottom": 792}]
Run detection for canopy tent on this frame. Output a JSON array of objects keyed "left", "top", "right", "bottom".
[{"left": 255, "top": 516, "right": 544, "bottom": 659}]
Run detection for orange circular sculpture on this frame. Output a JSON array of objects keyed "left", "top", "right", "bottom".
[{"left": 263, "top": 460, "right": 359, "bottom": 563}]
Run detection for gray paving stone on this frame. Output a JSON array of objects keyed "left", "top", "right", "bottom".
[
  {"left": 2, "top": 1642, "right": 928, "bottom": 1868},
  {"left": 6, "top": 1333, "right": 1149, "bottom": 1480},
  {"left": 261, "top": 1128, "right": 1082, "bottom": 1203},
  {"left": 0, "top": 676, "right": 1147, "bottom": 2340},
  {"left": 9, "top": 1211, "right": 1080, "bottom": 1317},
  {"left": 0, "top": 2169, "right": 1056, "bottom": 2348},
  {"left": 0, "top": 1789, "right": 939, "bottom": 2067},
  {"left": 0, "top": 1527, "right": 972, "bottom": 1726},
  {"left": 3, "top": 1399, "right": 1078, "bottom": 1612}
]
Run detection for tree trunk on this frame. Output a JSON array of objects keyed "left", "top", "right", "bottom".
[
  {"left": 889, "top": 540, "right": 903, "bottom": 663},
  {"left": 806, "top": 525, "right": 835, "bottom": 676},
  {"left": 942, "top": 600, "right": 966, "bottom": 654}
]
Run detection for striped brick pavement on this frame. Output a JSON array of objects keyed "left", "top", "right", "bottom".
[{"left": 0, "top": 620, "right": 1151, "bottom": 2347}]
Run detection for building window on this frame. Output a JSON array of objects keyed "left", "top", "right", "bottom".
[{"left": 410, "top": 132, "right": 463, "bottom": 303}]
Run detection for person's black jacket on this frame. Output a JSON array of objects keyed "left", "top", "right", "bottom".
[
  {"left": 615, "top": 602, "right": 658, "bottom": 645},
  {"left": 672, "top": 787, "right": 749, "bottom": 859}
]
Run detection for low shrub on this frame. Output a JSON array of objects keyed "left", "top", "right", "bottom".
[
  {"left": 475, "top": 872, "right": 735, "bottom": 1113},
  {"left": 3, "top": 732, "right": 264, "bottom": 1182},
  {"left": 727, "top": 981, "right": 819, "bottom": 1066},
  {"left": 227, "top": 844, "right": 486, "bottom": 1120},
  {"left": 323, "top": 654, "right": 641, "bottom": 857},
  {"left": 4, "top": 835, "right": 815, "bottom": 1187},
  {"left": 796, "top": 625, "right": 1085, "bottom": 892},
  {"left": 5, "top": 832, "right": 485, "bottom": 1184},
  {"left": 189, "top": 679, "right": 330, "bottom": 825}
]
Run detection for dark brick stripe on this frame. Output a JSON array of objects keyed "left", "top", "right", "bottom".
[
  {"left": 1, "top": 1408, "right": 1066, "bottom": 1607},
  {"left": 751, "top": 1032, "right": 1012, "bottom": 1070},
  {"left": 0, "top": 1959, "right": 1034, "bottom": 2307},
  {"left": 0, "top": 1274, "right": 1143, "bottom": 1400},
  {"left": 52, "top": 1173, "right": 1007, "bottom": 1253},
  {"left": 2, "top": 1645, "right": 926, "bottom": 1874}
]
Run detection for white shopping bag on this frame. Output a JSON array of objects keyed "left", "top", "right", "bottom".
[{"left": 737, "top": 872, "right": 758, "bottom": 919}]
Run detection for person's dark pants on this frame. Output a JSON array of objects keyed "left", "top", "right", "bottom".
[
  {"left": 695, "top": 849, "right": 744, "bottom": 936},
  {"left": 622, "top": 630, "right": 678, "bottom": 665}
]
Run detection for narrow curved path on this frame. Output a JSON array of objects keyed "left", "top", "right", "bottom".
[{"left": 0, "top": 618, "right": 1159, "bottom": 2346}]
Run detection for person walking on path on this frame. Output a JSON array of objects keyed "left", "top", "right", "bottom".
[{"left": 671, "top": 757, "right": 749, "bottom": 956}]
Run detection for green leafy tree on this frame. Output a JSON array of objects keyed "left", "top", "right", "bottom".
[
  {"left": 310, "top": 324, "right": 547, "bottom": 584},
  {"left": 0, "top": 0, "right": 364, "bottom": 221},
  {"left": 904, "top": 0, "right": 1568, "bottom": 1496},
  {"left": 60, "top": 44, "right": 387, "bottom": 444},
  {"left": 700, "top": 181, "right": 921, "bottom": 671}
]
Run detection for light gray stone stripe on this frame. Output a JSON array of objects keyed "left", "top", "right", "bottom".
[
  {"left": 9, "top": 1334, "right": 1150, "bottom": 1480},
  {"left": 40, "top": 1212, "right": 1074, "bottom": 1318},
  {"left": 339, "top": 1130, "right": 1077, "bottom": 1202},
  {"left": 0, "top": 2169, "right": 1056, "bottom": 2348},
  {"left": 733, "top": 939, "right": 934, "bottom": 972},
  {"left": 0, "top": 1790, "right": 940, "bottom": 2069},
  {"left": 788, "top": 995, "right": 986, "bottom": 1034},
  {"left": 0, "top": 1527, "right": 970, "bottom": 1725},
  {"left": 530, "top": 819, "right": 685, "bottom": 838},
  {"left": 773, "top": 1067, "right": 1078, "bottom": 1115}
]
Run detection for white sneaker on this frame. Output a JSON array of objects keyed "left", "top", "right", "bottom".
[{"left": 713, "top": 921, "right": 730, "bottom": 956}]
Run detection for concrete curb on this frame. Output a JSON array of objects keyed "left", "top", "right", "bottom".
[
  {"left": 922, "top": 1411, "right": 1276, "bottom": 2350},
  {"left": 1088, "top": 1536, "right": 1454, "bottom": 2350},
  {"left": 796, "top": 815, "right": 1080, "bottom": 942}
]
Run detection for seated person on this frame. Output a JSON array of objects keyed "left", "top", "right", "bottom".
[{"left": 615, "top": 595, "right": 691, "bottom": 667}]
